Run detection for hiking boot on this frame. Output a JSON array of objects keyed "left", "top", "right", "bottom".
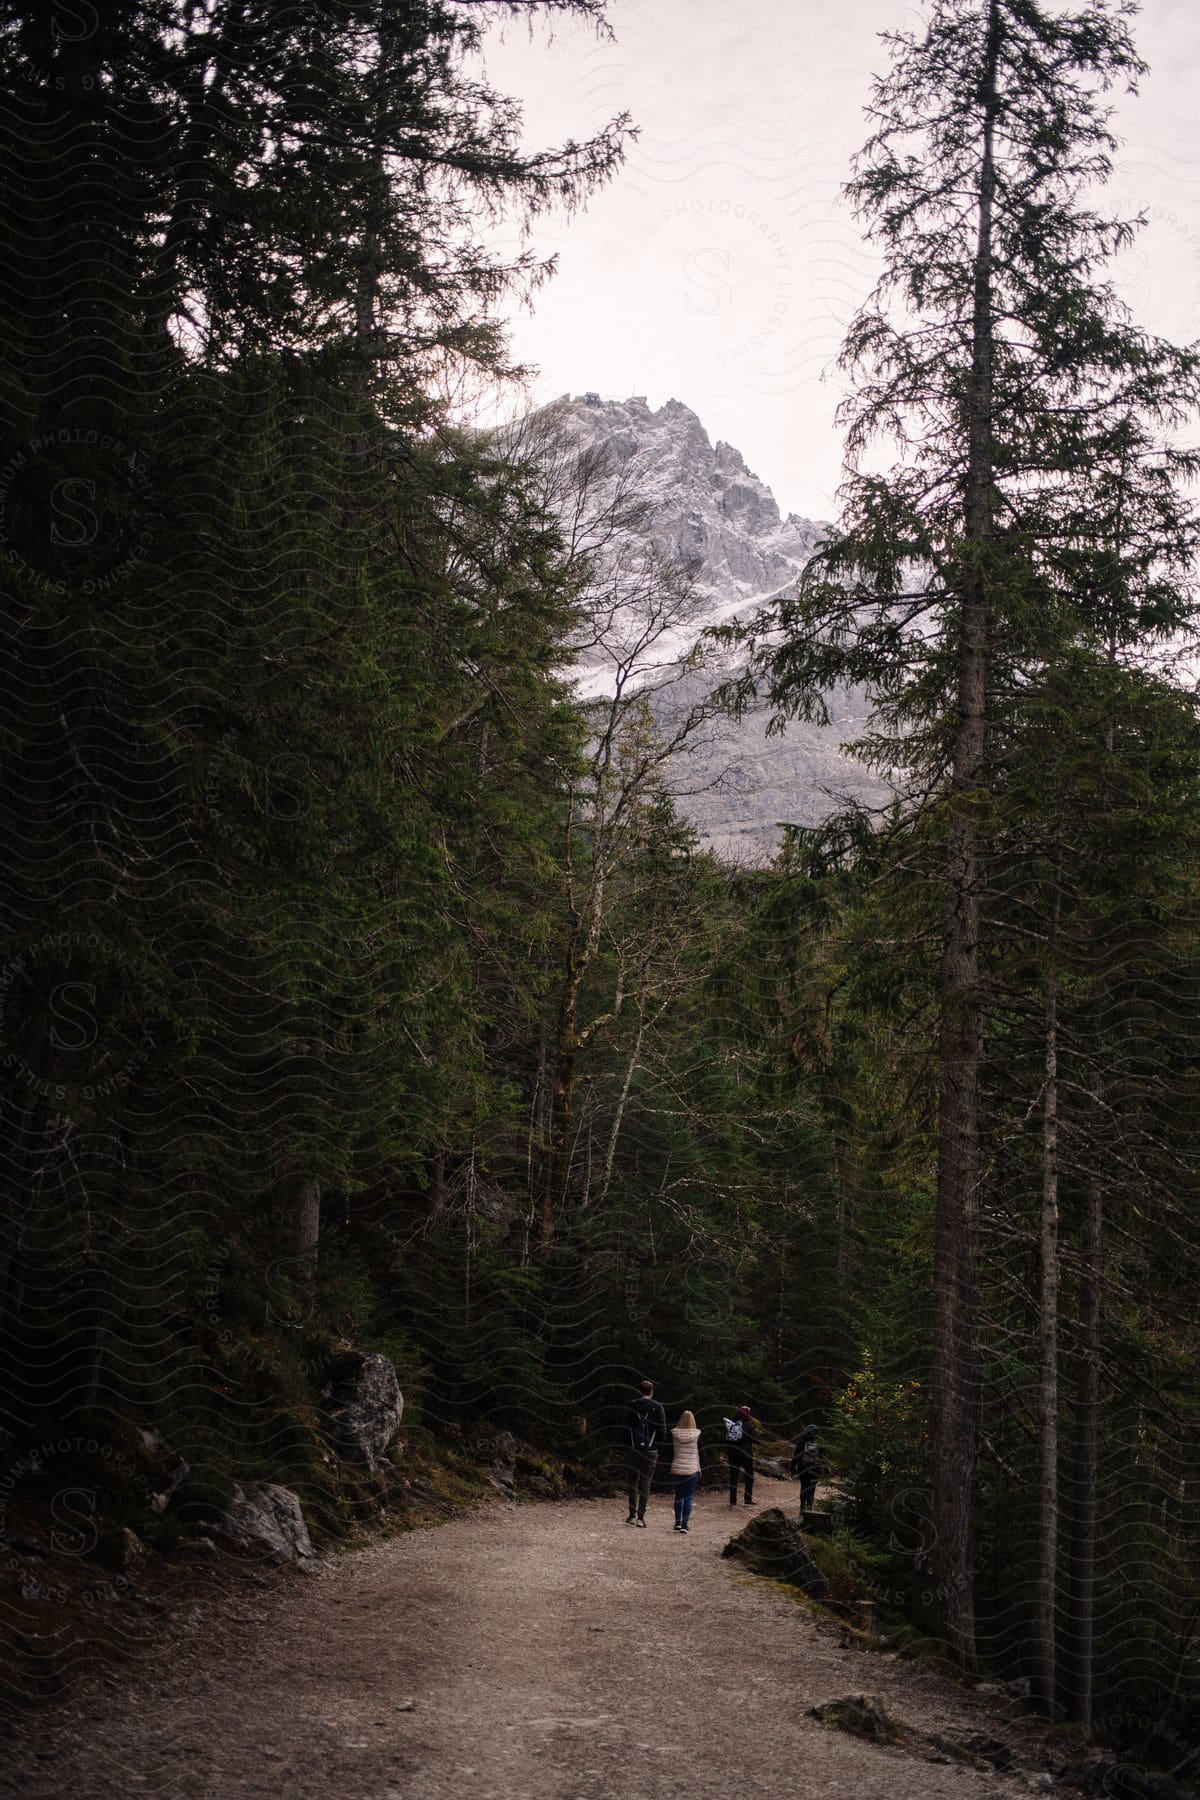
[
  {"left": 635, "top": 1517, "right": 647, "bottom": 1528},
  {"left": 626, "top": 1513, "right": 636, "bottom": 1524}
]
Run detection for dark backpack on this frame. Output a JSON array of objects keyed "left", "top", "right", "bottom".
[{"left": 630, "top": 1407, "right": 657, "bottom": 1454}]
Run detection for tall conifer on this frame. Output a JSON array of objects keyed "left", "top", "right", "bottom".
[{"left": 749, "top": 0, "right": 1200, "bottom": 1664}]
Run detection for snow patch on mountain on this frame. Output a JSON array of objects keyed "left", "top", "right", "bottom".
[{"left": 549, "top": 393, "right": 885, "bottom": 862}]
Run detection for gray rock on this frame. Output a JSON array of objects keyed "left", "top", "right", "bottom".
[
  {"left": 721, "top": 1506, "right": 828, "bottom": 1598},
  {"left": 755, "top": 1456, "right": 795, "bottom": 1481},
  {"left": 148, "top": 1453, "right": 190, "bottom": 1514},
  {"left": 217, "top": 1482, "right": 315, "bottom": 1562},
  {"left": 489, "top": 1430, "right": 517, "bottom": 1498},
  {"left": 323, "top": 1352, "right": 403, "bottom": 1472},
  {"left": 929, "top": 1733, "right": 1016, "bottom": 1773},
  {"left": 91, "top": 1525, "right": 149, "bottom": 1573},
  {"left": 809, "top": 1694, "right": 904, "bottom": 1746}
]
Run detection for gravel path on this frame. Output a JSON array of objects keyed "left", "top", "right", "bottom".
[{"left": 2, "top": 1475, "right": 1048, "bottom": 1798}]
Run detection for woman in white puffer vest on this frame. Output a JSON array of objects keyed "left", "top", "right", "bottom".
[{"left": 670, "top": 1410, "right": 702, "bottom": 1533}]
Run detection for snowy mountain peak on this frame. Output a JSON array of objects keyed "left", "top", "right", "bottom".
[
  {"left": 554, "top": 394, "right": 824, "bottom": 617},
  {"left": 541, "top": 394, "right": 880, "bottom": 864}
]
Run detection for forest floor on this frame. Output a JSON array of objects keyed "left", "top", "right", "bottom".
[{"left": 1, "top": 1473, "right": 1072, "bottom": 1799}]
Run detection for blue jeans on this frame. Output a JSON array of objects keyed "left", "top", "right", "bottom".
[{"left": 673, "top": 1472, "right": 699, "bottom": 1526}]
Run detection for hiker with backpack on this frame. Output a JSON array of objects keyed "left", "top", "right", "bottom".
[
  {"left": 791, "top": 1423, "right": 820, "bottom": 1512},
  {"left": 670, "top": 1409, "right": 702, "bottom": 1533},
  {"left": 723, "top": 1404, "right": 756, "bottom": 1506},
  {"left": 624, "top": 1378, "right": 667, "bottom": 1526}
]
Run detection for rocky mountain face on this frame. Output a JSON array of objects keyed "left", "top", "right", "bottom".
[{"left": 550, "top": 393, "right": 885, "bottom": 864}]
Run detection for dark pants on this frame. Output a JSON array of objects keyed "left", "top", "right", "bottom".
[
  {"left": 673, "top": 1472, "right": 699, "bottom": 1527},
  {"left": 627, "top": 1450, "right": 657, "bottom": 1517},
  {"left": 799, "top": 1475, "right": 817, "bottom": 1512},
  {"left": 727, "top": 1446, "right": 753, "bottom": 1502}
]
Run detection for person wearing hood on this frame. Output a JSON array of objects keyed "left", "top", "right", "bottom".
[
  {"left": 725, "top": 1404, "right": 756, "bottom": 1506},
  {"left": 791, "top": 1423, "right": 820, "bottom": 1512}
]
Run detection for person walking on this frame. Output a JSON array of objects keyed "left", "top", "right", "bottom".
[
  {"left": 670, "top": 1410, "right": 702, "bottom": 1533},
  {"left": 624, "top": 1378, "right": 667, "bottom": 1526},
  {"left": 791, "top": 1423, "right": 820, "bottom": 1514},
  {"left": 724, "top": 1403, "right": 756, "bottom": 1506}
]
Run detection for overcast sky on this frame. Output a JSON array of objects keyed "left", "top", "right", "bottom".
[{"left": 480, "top": 0, "right": 1200, "bottom": 522}]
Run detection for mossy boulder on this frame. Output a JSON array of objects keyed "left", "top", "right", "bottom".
[
  {"left": 721, "top": 1506, "right": 828, "bottom": 1598},
  {"left": 808, "top": 1694, "right": 905, "bottom": 1746}
]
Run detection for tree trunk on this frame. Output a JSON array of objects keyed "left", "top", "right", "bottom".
[
  {"left": 291, "top": 1176, "right": 320, "bottom": 1261},
  {"left": 928, "top": 0, "right": 1002, "bottom": 1670},
  {"left": 1062, "top": 1082, "right": 1103, "bottom": 1727},
  {"left": 834, "top": 1142, "right": 848, "bottom": 1290},
  {"left": 540, "top": 981, "right": 580, "bottom": 1258},
  {"left": 597, "top": 983, "right": 648, "bottom": 1212},
  {"left": 1060, "top": 627, "right": 1118, "bottom": 1725},
  {"left": 1032, "top": 949, "right": 1060, "bottom": 1714},
  {"left": 521, "top": 1030, "right": 548, "bottom": 1266},
  {"left": 931, "top": 810, "right": 984, "bottom": 1665},
  {"left": 541, "top": 858, "right": 608, "bottom": 1257},
  {"left": 427, "top": 1153, "right": 446, "bottom": 1221}
]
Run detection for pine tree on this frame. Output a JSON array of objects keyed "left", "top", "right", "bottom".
[
  {"left": 0, "top": 0, "right": 627, "bottom": 1442},
  {"left": 746, "top": 0, "right": 1200, "bottom": 1665}
]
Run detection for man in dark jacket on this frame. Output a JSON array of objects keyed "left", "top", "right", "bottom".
[
  {"left": 791, "top": 1423, "right": 820, "bottom": 1512},
  {"left": 727, "top": 1403, "right": 756, "bottom": 1505},
  {"left": 624, "top": 1378, "right": 667, "bottom": 1526}
]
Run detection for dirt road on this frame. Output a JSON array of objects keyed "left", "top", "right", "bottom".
[{"left": 3, "top": 1475, "right": 1048, "bottom": 1798}]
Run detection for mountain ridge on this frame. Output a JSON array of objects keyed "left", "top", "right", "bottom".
[{"left": 548, "top": 392, "right": 885, "bottom": 863}]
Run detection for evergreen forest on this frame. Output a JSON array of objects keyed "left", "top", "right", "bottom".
[{"left": 0, "top": 0, "right": 1197, "bottom": 1780}]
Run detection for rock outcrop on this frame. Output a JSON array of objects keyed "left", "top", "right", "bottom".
[
  {"left": 139, "top": 1429, "right": 191, "bottom": 1513},
  {"left": 489, "top": 1431, "right": 517, "bottom": 1499},
  {"left": 215, "top": 1482, "right": 315, "bottom": 1562},
  {"left": 322, "top": 1350, "right": 404, "bottom": 1472},
  {"left": 720, "top": 1505, "right": 827, "bottom": 1598},
  {"left": 808, "top": 1694, "right": 903, "bottom": 1746}
]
